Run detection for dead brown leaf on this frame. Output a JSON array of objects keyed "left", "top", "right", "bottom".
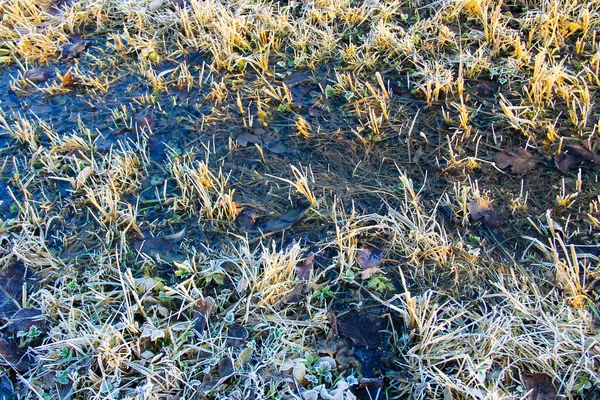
[
  {"left": 285, "top": 281, "right": 310, "bottom": 304},
  {"left": 236, "top": 133, "right": 260, "bottom": 147},
  {"left": 554, "top": 144, "right": 600, "bottom": 174},
  {"left": 357, "top": 377, "right": 385, "bottom": 389},
  {"left": 0, "top": 264, "right": 26, "bottom": 302},
  {"left": 296, "top": 252, "right": 314, "bottom": 281},
  {"left": 468, "top": 199, "right": 503, "bottom": 228},
  {"left": 357, "top": 245, "right": 384, "bottom": 280},
  {"left": 494, "top": 148, "right": 540, "bottom": 174},
  {"left": 134, "top": 113, "right": 156, "bottom": 133},
  {"left": 326, "top": 309, "right": 338, "bottom": 341},
  {"left": 357, "top": 245, "right": 383, "bottom": 270},
  {"left": 5, "top": 308, "right": 45, "bottom": 337},
  {"left": 284, "top": 71, "right": 312, "bottom": 87},
  {"left": 218, "top": 356, "right": 234, "bottom": 378},
  {"left": 235, "top": 207, "right": 259, "bottom": 230},
  {"left": 259, "top": 205, "right": 308, "bottom": 232},
  {"left": 475, "top": 80, "right": 500, "bottom": 97},
  {"left": 62, "top": 37, "right": 86, "bottom": 59},
  {"left": 201, "top": 356, "right": 234, "bottom": 393},
  {"left": 60, "top": 69, "right": 78, "bottom": 88},
  {"left": 308, "top": 107, "right": 323, "bottom": 117},
  {"left": 75, "top": 166, "right": 93, "bottom": 189},
  {"left": 337, "top": 313, "right": 382, "bottom": 349},
  {"left": 226, "top": 324, "right": 248, "bottom": 348},
  {"left": 24, "top": 69, "right": 50, "bottom": 84},
  {"left": 133, "top": 236, "right": 178, "bottom": 262},
  {"left": 286, "top": 251, "right": 314, "bottom": 302},
  {"left": 524, "top": 373, "right": 556, "bottom": 400},
  {"left": 0, "top": 263, "right": 27, "bottom": 320},
  {"left": 193, "top": 296, "right": 215, "bottom": 334},
  {"left": 335, "top": 345, "right": 356, "bottom": 368},
  {"left": 0, "top": 338, "right": 36, "bottom": 371},
  {"left": 167, "top": 86, "right": 189, "bottom": 102},
  {"left": 265, "top": 141, "right": 295, "bottom": 155},
  {"left": 0, "top": 376, "right": 14, "bottom": 400},
  {"left": 0, "top": 288, "right": 18, "bottom": 321},
  {"left": 361, "top": 268, "right": 379, "bottom": 280},
  {"left": 384, "top": 77, "right": 403, "bottom": 96}
]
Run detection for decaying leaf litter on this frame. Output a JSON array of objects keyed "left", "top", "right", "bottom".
[{"left": 1, "top": 0, "right": 600, "bottom": 398}]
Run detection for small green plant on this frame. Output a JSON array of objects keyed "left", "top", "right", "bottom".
[
  {"left": 158, "top": 291, "right": 174, "bottom": 306},
  {"left": 312, "top": 286, "right": 334, "bottom": 301},
  {"left": 59, "top": 347, "right": 70, "bottom": 359},
  {"left": 17, "top": 325, "right": 43, "bottom": 346},
  {"left": 236, "top": 59, "right": 247, "bottom": 72},
  {"left": 175, "top": 264, "right": 191, "bottom": 278},
  {"left": 67, "top": 279, "right": 80, "bottom": 291},
  {"left": 573, "top": 376, "right": 592, "bottom": 394},
  {"left": 325, "top": 85, "right": 338, "bottom": 98},
  {"left": 55, "top": 369, "right": 70, "bottom": 385},
  {"left": 276, "top": 59, "right": 296, "bottom": 69},
  {"left": 224, "top": 310, "right": 235, "bottom": 324},
  {"left": 200, "top": 265, "right": 225, "bottom": 285},
  {"left": 340, "top": 270, "right": 356, "bottom": 284},
  {"left": 303, "top": 353, "right": 337, "bottom": 385},
  {"left": 367, "top": 275, "right": 394, "bottom": 292},
  {"left": 467, "top": 234, "right": 480, "bottom": 245},
  {"left": 364, "top": 132, "right": 383, "bottom": 142},
  {"left": 313, "top": 359, "right": 333, "bottom": 383},
  {"left": 305, "top": 353, "right": 319, "bottom": 368},
  {"left": 171, "top": 213, "right": 182, "bottom": 222},
  {"left": 42, "top": 391, "right": 54, "bottom": 400}
]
